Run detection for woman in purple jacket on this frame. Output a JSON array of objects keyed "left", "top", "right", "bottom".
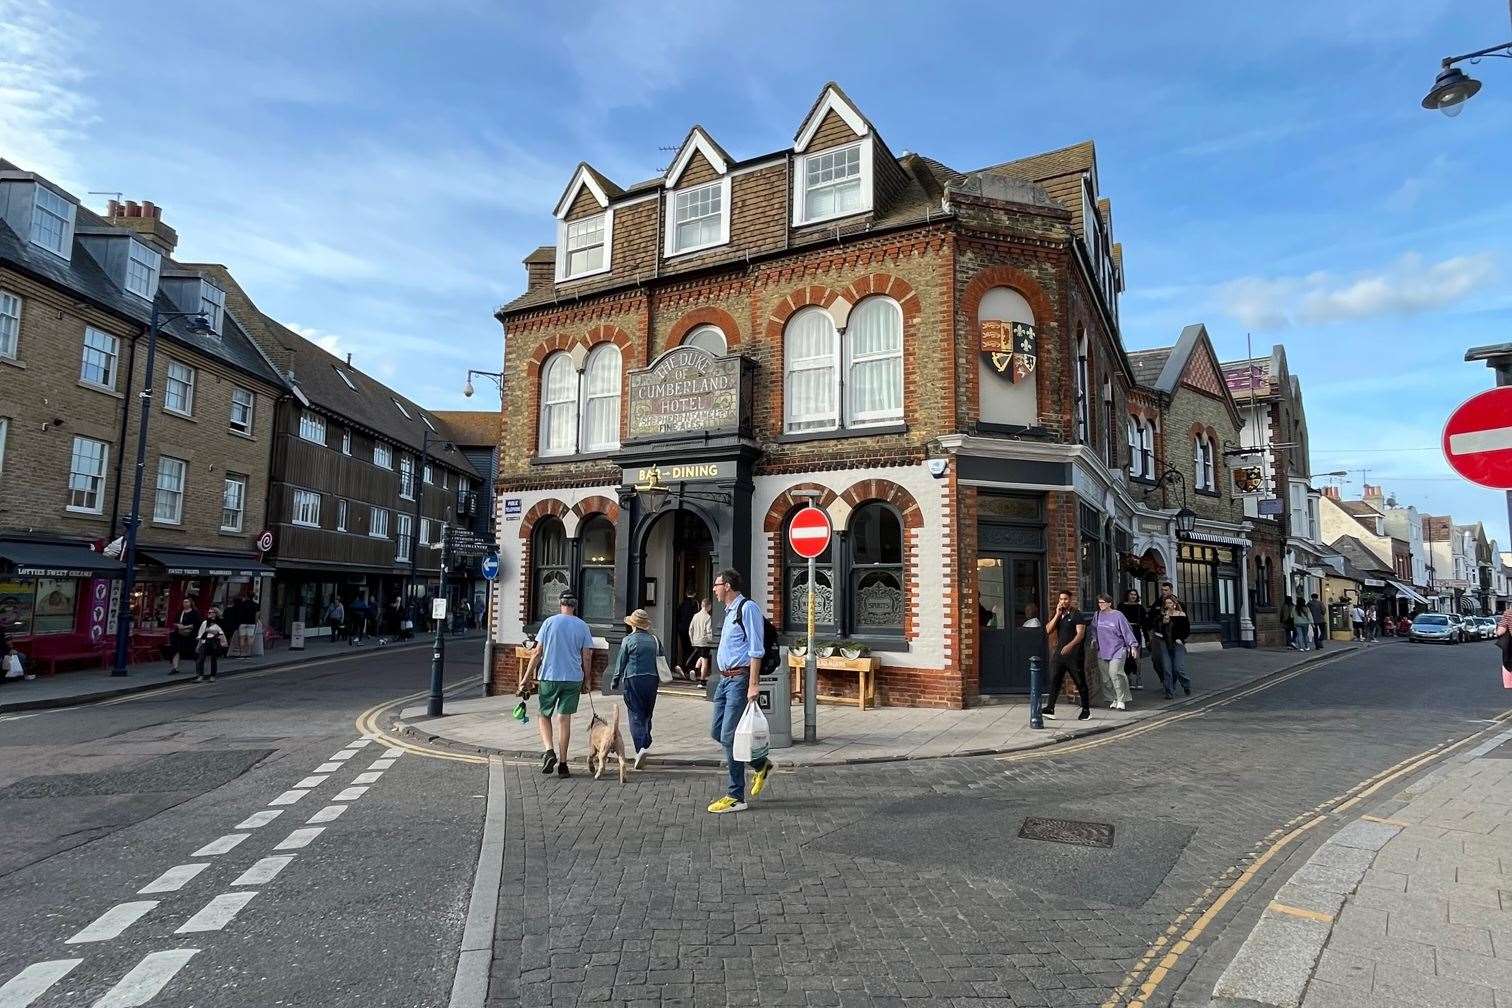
[{"left": 1092, "top": 594, "right": 1141, "bottom": 711}]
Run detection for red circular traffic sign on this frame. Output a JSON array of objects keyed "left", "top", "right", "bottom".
[
  {"left": 788, "top": 506, "right": 832, "bottom": 559},
  {"left": 1444, "top": 387, "right": 1512, "bottom": 490}
]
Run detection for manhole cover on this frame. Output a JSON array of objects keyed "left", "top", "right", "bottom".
[{"left": 1018, "top": 816, "right": 1115, "bottom": 848}]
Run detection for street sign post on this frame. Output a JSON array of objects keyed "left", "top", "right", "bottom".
[
  {"left": 1444, "top": 386, "right": 1512, "bottom": 489},
  {"left": 788, "top": 505, "right": 832, "bottom": 745},
  {"left": 481, "top": 555, "right": 500, "bottom": 581}
]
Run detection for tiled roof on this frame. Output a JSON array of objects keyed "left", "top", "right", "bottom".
[
  {"left": 977, "top": 140, "right": 1097, "bottom": 183},
  {"left": 1127, "top": 347, "right": 1173, "bottom": 387},
  {"left": 523, "top": 245, "right": 555, "bottom": 264},
  {"left": 1329, "top": 535, "right": 1394, "bottom": 576},
  {"left": 432, "top": 410, "right": 501, "bottom": 448},
  {"left": 1339, "top": 500, "right": 1381, "bottom": 518}
]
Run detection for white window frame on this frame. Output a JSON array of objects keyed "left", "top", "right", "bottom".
[
  {"left": 422, "top": 415, "right": 437, "bottom": 433},
  {"left": 153, "top": 456, "right": 187, "bottom": 525},
  {"left": 163, "top": 360, "right": 196, "bottom": 417},
  {"left": 335, "top": 368, "right": 359, "bottom": 392},
  {"left": 1127, "top": 417, "right": 1143, "bottom": 478},
  {"left": 369, "top": 506, "right": 389, "bottom": 539},
  {"left": 783, "top": 307, "right": 840, "bottom": 435},
  {"left": 682, "top": 324, "right": 727, "bottom": 355},
  {"left": 538, "top": 352, "right": 578, "bottom": 457},
  {"left": 66, "top": 435, "right": 109, "bottom": 513},
  {"left": 80, "top": 327, "right": 119, "bottom": 390},
  {"left": 293, "top": 488, "right": 321, "bottom": 528},
  {"left": 420, "top": 517, "right": 432, "bottom": 548},
  {"left": 664, "top": 178, "right": 731, "bottom": 257},
  {"left": 341, "top": 428, "right": 351, "bottom": 455},
  {"left": 336, "top": 499, "right": 348, "bottom": 531},
  {"left": 373, "top": 442, "right": 392, "bottom": 469},
  {"left": 423, "top": 462, "right": 434, "bottom": 485},
  {"left": 0, "top": 417, "right": 7, "bottom": 478},
  {"left": 0, "top": 289, "right": 19, "bottom": 360},
  {"left": 229, "top": 388, "right": 255, "bottom": 436},
  {"left": 1073, "top": 332, "right": 1090, "bottom": 445},
  {"left": 396, "top": 513, "right": 413, "bottom": 562},
  {"left": 843, "top": 297, "right": 904, "bottom": 428},
  {"left": 31, "top": 184, "right": 75, "bottom": 259},
  {"left": 199, "top": 281, "right": 225, "bottom": 334},
  {"left": 221, "top": 474, "right": 247, "bottom": 532},
  {"left": 793, "top": 139, "right": 873, "bottom": 226},
  {"left": 124, "top": 240, "right": 161, "bottom": 300},
  {"left": 580, "top": 343, "right": 622, "bottom": 453},
  {"left": 400, "top": 454, "right": 415, "bottom": 500},
  {"left": 555, "top": 211, "right": 613, "bottom": 282},
  {"left": 1140, "top": 420, "right": 1155, "bottom": 477},
  {"left": 1195, "top": 435, "right": 1217, "bottom": 491},
  {"left": 298, "top": 410, "right": 326, "bottom": 445}
]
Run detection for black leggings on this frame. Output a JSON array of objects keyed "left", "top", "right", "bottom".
[
  {"left": 1044, "top": 651, "right": 1090, "bottom": 712},
  {"left": 196, "top": 648, "right": 220, "bottom": 678}
]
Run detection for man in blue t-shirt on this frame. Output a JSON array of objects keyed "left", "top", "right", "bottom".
[{"left": 534, "top": 591, "right": 594, "bottom": 779}]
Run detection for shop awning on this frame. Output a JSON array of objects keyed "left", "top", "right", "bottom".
[
  {"left": 1388, "top": 580, "right": 1430, "bottom": 606},
  {"left": 0, "top": 540, "right": 124, "bottom": 578},
  {"left": 136, "top": 548, "right": 273, "bottom": 578}
]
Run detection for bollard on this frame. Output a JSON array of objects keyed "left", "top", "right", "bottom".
[{"left": 1028, "top": 654, "right": 1044, "bottom": 729}]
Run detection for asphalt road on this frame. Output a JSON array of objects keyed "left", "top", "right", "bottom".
[
  {"left": 484, "top": 639, "right": 1512, "bottom": 1008},
  {"left": 0, "top": 638, "right": 489, "bottom": 1008}
]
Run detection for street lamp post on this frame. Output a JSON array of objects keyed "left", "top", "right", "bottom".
[
  {"left": 1420, "top": 5, "right": 1512, "bottom": 115},
  {"left": 111, "top": 304, "right": 214, "bottom": 677},
  {"left": 463, "top": 368, "right": 505, "bottom": 693}
]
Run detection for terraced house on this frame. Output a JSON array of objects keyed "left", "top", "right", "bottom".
[{"left": 489, "top": 83, "right": 1185, "bottom": 708}]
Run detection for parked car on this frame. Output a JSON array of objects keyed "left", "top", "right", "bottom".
[
  {"left": 1475, "top": 616, "right": 1499, "bottom": 640},
  {"left": 1447, "top": 613, "right": 1467, "bottom": 642},
  {"left": 1410, "top": 613, "right": 1458, "bottom": 644}
]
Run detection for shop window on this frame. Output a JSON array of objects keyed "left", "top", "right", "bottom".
[
  {"left": 0, "top": 577, "right": 35, "bottom": 634},
  {"left": 31, "top": 577, "right": 77, "bottom": 634},
  {"left": 578, "top": 516, "right": 616, "bottom": 624},
  {"left": 1078, "top": 502, "right": 1105, "bottom": 609},
  {"left": 1178, "top": 543, "right": 1228, "bottom": 626},
  {"left": 531, "top": 519, "right": 570, "bottom": 622},
  {"left": 849, "top": 504, "right": 904, "bottom": 635}
]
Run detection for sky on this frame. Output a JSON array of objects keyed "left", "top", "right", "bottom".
[{"left": 4, "top": 0, "right": 1511, "bottom": 545}]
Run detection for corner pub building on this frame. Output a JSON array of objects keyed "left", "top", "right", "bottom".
[{"left": 491, "top": 83, "right": 1162, "bottom": 708}]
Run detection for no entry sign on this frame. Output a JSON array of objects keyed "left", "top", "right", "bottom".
[
  {"left": 1444, "top": 387, "right": 1512, "bottom": 489},
  {"left": 788, "top": 506, "right": 832, "bottom": 559}
]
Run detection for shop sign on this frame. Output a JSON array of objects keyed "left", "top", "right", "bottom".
[
  {"left": 256, "top": 530, "right": 275, "bottom": 553},
  {"left": 621, "top": 460, "right": 737, "bottom": 486},
  {"left": 107, "top": 581, "right": 122, "bottom": 634},
  {"left": 166, "top": 567, "right": 241, "bottom": 577},
  {"left": 15, "top": 566, "right": 98, "bottom": 578},
  {"left": 86, "top": 578, "right": 112, "bottom": 643},
  {"left": 626, "top": 346, "right": 747, "bottom": 441}
]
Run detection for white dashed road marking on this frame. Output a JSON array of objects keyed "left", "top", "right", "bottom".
[
  {"left": 0, "top": 959, "right": 82, "bottom": 1008},
  {"left": 293, "top": 775, "right": 328, "bottom": 789},
  {"left": 66, "top": 902, "right": 158, "bottom": 944},
  {"left": 333, "top": 786, "right": 368, "bottom": 801},
  {"left": 315, "top": 762, "right": 342, "bottom": 773},
  {"left": 235, "top": 809, "right": 283, "bottom": 830},
  {"left": 329, "top": 750, "right": 359, "bottom": 762},
  {"left": 274, "top": 827, "right": 324, "bottom": 851},
  {"left": 268, "top": 789, "right": 309, "bottom": 807},
  {"left": 351, "top": 771, "right": 383, "bottom": 784},
  {"left": 191, "top": 834, "right": 248, "bottom": 857},
  {"left": 231, "top": 855, "right": 295, "bottom": 886},
  {"left": 91, "top": 949, "right": 199, "bottom": 1007},
  {"left": 367, "top": 758, "right": 396, "bottom": 770},
  {"left": 349, "top": 738, "right": 373, "bottom": 748},
  {"left": 306, "top": 804, "right": 347, "bottom": 824},
  {"left": 382, "top": 747, "right": 404, "bottom": 758},
  {"left": 176, "top": 892, "right": 258, "bottom": 934},
  {"left": 139, "top": 864, "right": 209, "bottom": 895}
]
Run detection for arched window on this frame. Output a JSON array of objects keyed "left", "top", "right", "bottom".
[
  {"left": 578, "top": 516, "right": 616, "bottom": 623},
  {"left": 682, "top": 324, "right": 727, "bottom": 356},
  {"left": 784, "top": 307, "right": 838, "bottom": 434},
  {"left": 581, "top": 344, "right": 621, "bottom": 452},
  {"left": 538, "top": 353, "right": 576, "bottom": 456},
  {"left": 531, "top": 518, "right": 570, "bottom": 622},
  {"left": 976, "top": 286, "right": 1037, "bottom": 426},
  {"left": 845, "top": 298, "right": 902, "bottom": 426},
  {"left": 850, "top": 503, "right": 904, "bottom": 635},
  {"left": 784, "top": 509, "right": 835, "bottom": 632}
]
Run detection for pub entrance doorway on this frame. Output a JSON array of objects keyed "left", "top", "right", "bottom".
[
  {"left": 641, "top": 508, "right": 715, "bottom": 683},
  {"left": 977, "top": 552, "right": 1046, "bottom": 693}
]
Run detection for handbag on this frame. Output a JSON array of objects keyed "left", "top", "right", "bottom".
[
  {"left": 3, "top": 653, "right": 22, "bottom": 679},
  {"left": 650, "top": 633, "right": 673, "bottom": 684}
]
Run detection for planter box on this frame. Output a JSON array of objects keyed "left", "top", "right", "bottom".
[{"left": 787, "top": 652, "right": 877, "bottom": 709}]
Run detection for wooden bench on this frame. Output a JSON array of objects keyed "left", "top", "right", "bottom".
[
  {"left": 15, "top": 636, "right": 111, "bottom": 676},
  {"left": 788, "top": 652, "right": 878, "bottom": 710}
]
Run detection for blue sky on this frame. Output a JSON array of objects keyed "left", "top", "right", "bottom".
[{"left": 5, "top": 0, "right": 1511, "bottom": 544}]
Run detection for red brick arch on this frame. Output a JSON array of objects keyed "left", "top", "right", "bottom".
[
  {"left": 571, "top": 495, "right": 622, "bottom": 525},
  {"left": 962, "top": 266, "right": 1056, "bottom": 428},
  {"left": 524, "top": 325, "right": 635, "bottom": 454},
  {"left": 518, "top": 498, "right": 570, "bottom": 540},
  {"left": 761, "top": 486, "right": 840, "bottom": 534},
  {"left": 839, "top": 478, "right": 924, "bottom": 529},
  {"left": 667, "top": 306, "right": 742, "bottom": 351},
  {"left": 837, "top": 273, "right": 922, "bottom": 330}
]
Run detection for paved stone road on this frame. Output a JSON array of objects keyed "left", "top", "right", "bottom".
[{"left": 485, "top": 642, "right": 1512, "bottom": 1008}]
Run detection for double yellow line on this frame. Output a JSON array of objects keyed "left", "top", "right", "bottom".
[{"left": 354, "top": 678, "right": 490, "bottom": 765}]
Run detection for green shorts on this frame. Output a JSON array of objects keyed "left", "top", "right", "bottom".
[{"left": 537, "top": 680, "right": 582, "bottom": 718}]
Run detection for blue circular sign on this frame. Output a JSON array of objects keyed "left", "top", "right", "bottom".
[{"left": 481, "top": 555, "right": 500, "bottom": 581}]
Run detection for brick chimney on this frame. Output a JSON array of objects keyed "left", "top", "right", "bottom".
[
  {"left": 1363, "top": 483, "right": 1383, "bottom": 502},
  {"left": 523, "top": 246, "right": 555, "bottom": 292},
  {"left": 1322, "top": 485, "right": 1340, "bottom": 500},
  {"left": 107, "top": 198, "right": 178, "bottom": 255}
]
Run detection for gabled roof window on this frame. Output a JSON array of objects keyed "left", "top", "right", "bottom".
[
  {"left": 558, "top": 212, "right": 611, "bottom": 281},
  {"left": 31, "top": 184, "right": 75, "bottom": 259},
  {"left": 666, "top": 179, "right": 729, "bottom": 256},
  {"left": 795, "top": 140, "right": 871, "bottom": 225}
]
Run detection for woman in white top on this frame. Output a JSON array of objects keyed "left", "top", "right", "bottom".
[
  {"left": 687, "top": 598, "right": 715, "bottom": 684},
  {"left": 195, "top": 607, "right": 229, "bottom": 682}
]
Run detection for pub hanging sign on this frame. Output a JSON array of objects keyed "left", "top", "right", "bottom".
[
  {"left": 626, "top": 345, "right": 752, "bottom": 442},
  {"left": 980, "top": 320, "right": 1037, "bottom": 384}
]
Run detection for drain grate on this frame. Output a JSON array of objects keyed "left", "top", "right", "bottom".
[{"left": 1018, "top": 816, "right": 1115, "bottom": 848}]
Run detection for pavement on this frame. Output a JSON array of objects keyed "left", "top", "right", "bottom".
[
  {"left": 1211, "top": 725, "right": 1512, "bottom": 1008},
  {"left": 0, "top": 629, "right": 484, "bottom": 713},
  {"left": 401, "top": 644, "right": 1355, "bottom": 766}
]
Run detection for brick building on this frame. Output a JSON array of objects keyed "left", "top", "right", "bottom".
[
  {"left": 489, "top": 83, "right": 1152, "bottom": 707},
  {"left": 0, "top": 163, "right": 283, "bottom": 654}
]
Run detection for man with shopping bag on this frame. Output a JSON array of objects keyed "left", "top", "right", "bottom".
[{"left": 707, "top": 568, "right": 775, "bottom": 814}]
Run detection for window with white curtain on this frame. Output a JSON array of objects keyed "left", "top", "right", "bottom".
[
  {"left": 153, "top": 456, "right": 186, "bottom": 524},
  {"left": 845, "top": 298, "right": 902, "bottom": 426},
  {"left": 164, "top": 360, "right": 195, "bottom": 416},
  {"left": 682, "top": 324, "right": 726, "bottom": 355},
  {"left": 581, "top": 344, "right": 621, "bottom": 452},
  {"left": 538, "top": 352, "right": 577, "bottom": 456},
  {"left": 293, "top": 489, "right": 321, "bottom": 527},
  {"left": 1195, "top": 435, "right": 1216, "bottom": 491},
  {"left": 784, "top": 307, "right": 839, "bottom": 433},
  {"left": 370, "top": 507, "right": 389, "bottom": 539}
]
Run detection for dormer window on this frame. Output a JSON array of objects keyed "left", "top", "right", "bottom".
[
  {"left": 31, "top": 184, "right": 75, "bottom": 259},
  {"left": 198, "top": 281, "right": 225, "bottom": 334},
  {"left": 560, "top": 213, "right": 609, "bottom": 280},
  {"left": 125, "top": 241, "right": 161, "bottom": 300},
  {"left": 796, "top": 141, "right": 870, "bottom": 225},
  {"left": 666, "top": 180, "right": 728, "bottom": 256}
]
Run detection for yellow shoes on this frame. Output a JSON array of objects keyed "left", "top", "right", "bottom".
[
  {"left": 707, "top": 796, "right": 747, "bottom": 814},
  {"left": 750, "top": 762, "right": 774, "bottom": 798}
]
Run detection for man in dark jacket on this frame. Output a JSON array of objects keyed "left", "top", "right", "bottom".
[{"left": 1307, "top": 593, "right": 1327, "bottom": 649}]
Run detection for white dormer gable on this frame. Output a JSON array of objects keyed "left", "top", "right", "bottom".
[
  {"left": 793, "top": 83, "right": 870, "bottom": 153},
  {"left": 553, "top": 163, "right": 612, "bottom": 220},
  {"left": 664, "top": 126, "right": 729, "bottom": 189}
]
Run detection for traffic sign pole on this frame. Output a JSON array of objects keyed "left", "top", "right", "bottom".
[
  {"left": 805, "top": 554, "right": 817, "bottom": 744},
  {"left": 787, "top": 503, "right": 831, "bottom": 745}
]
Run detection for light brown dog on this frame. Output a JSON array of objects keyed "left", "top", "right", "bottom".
[{"left": 586, "top": 703, "right": 627, "bottom": 783}]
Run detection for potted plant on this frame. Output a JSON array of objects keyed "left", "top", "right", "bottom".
[{"left": 839, "top": 640, "right": 870, "bottom": 660}]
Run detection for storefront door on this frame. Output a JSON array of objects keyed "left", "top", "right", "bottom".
[
  {"left": 1218, "top": 573, "right": 1240, "bottom": 644},
  {"left": 977, "top": 552, "right": 1045, "bottom": 693}
]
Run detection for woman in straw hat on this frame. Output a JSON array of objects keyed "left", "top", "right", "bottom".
[{"left": 611, "top": 608, "right": 662, "bottom": 769}]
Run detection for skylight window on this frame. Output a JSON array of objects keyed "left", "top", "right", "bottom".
[
  {"left": 422, "top": 415, "right": 437, "bottom": 433},
  {"left": 335, "top": 367, "right": 359, "bottom": 392},
  {"left": 393, "top": 399, "right": 412, "bottom": 420}
]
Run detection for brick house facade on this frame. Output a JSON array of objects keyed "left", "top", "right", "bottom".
[{"left": 490, "top": 83, "right": 1149, "bottom": 708}]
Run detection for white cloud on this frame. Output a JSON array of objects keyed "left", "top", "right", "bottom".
[
  {"left": 286, "top": 323, "right": 350, "bottom": 362},
  {"left": 0, "top": 0, "right": 93, "bottom": 186},
  {"left": 1218, "top": 252, "right": 1497, "bottom": 330}
]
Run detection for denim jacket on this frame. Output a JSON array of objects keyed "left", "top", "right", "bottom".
[{"left": 613, "top": 629, "right": 660, "bottom": 684}]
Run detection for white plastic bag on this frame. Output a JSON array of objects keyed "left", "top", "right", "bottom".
[
  {"left": 732, "top": 700, "right": 770, "bottom": 763},
  {"left": 4, "top": 653, "right": 23, "bottom": 679}
]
